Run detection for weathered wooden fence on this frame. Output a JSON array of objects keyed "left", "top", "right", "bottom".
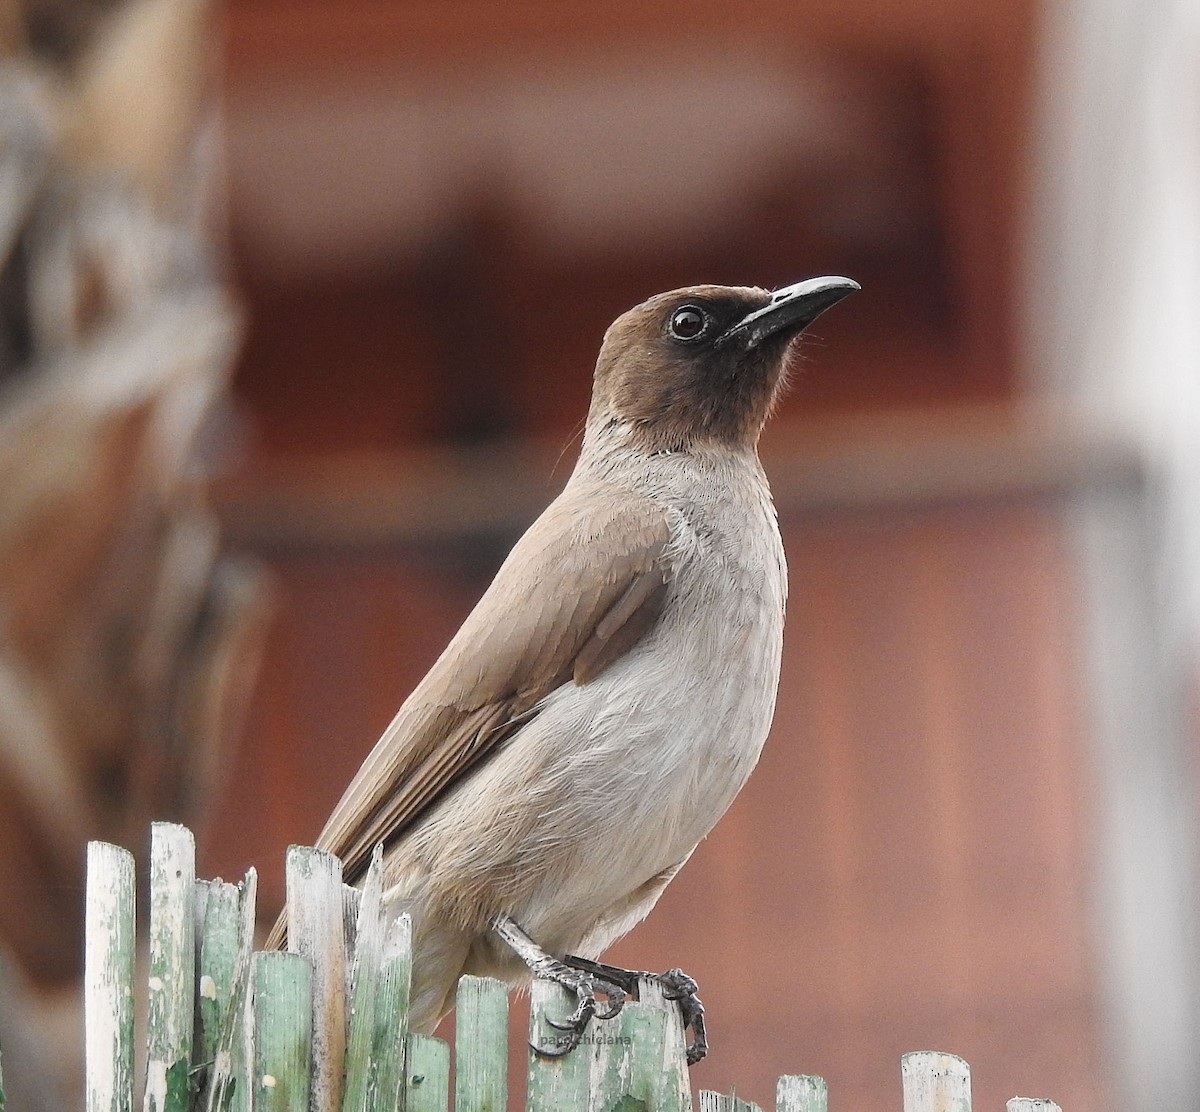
[{"left": 79, "top": 823, "right": 1065, "bottom": 1112}]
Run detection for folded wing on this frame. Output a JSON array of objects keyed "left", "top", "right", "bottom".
[{"left": 266, "top": 481, "right": 671, "bottom": 946}]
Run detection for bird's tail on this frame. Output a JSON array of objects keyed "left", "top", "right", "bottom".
[{"left": 264, "top": 912, "right": 287, "bottom": 951}]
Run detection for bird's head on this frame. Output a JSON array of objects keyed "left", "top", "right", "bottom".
[{"left": 588, "top": 277, "right": 859, "bottom": 453}]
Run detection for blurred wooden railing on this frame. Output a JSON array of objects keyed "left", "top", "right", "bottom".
[{"left": 215, "top": 403, "right": 1142, "bottom": 554}]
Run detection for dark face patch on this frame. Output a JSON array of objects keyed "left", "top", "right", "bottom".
[{"left": 593, "top": 286, "right": 792, "bottom": 452}]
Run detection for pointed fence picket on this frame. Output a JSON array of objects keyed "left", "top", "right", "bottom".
[{"left": 73, "top": 824, "right": 1065, "bottom": 1112}]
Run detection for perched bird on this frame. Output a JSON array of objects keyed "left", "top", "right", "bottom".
[{"left": 270, "top": 276, "right": 858, "bottom": 1062}]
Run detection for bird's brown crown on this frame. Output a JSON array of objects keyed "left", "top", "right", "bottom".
[
  {"left": 587, "top": 277, "right": 858, "bottom": 453},
  {"left": 589, "top": 285, "right": 781, "bottom": 453}
]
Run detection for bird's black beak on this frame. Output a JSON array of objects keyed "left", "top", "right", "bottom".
[{"left": 721, "top": 276, "right": 860, "bottom": 351}]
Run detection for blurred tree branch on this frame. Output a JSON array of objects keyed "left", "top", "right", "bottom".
[{"left": 0, "top": 0, "right": 267, "bottom": 988}]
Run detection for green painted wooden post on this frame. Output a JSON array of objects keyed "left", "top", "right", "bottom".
[
  {"left": 144, "top": 824, "right": 196, "bottom": 1112},
  {"left": 197, "top": 876, "right": 254, "bottom": 1112},
  {"left": 343, "top": 846, "right": 413, "bottom": 1112},
  {"left": 454, "top": 976, "right": 508, "bottom": 1112},
  {"left": 342, "top": 848, "right": 383, "bottom": 1112},
  {"left": 777, "top": 1075, "right": 826, "bottom": 1112},
  {"left": 578, "top": 996, "right": 643, "bottom": 1112},
  {"left": 529, "top": 976, "right": 691, "bottom": 1112},
  {"left": 404, "top": 1034, "right": 450, "bottom": 1112},
  {"left": 197, "top": 882, "right": 241, "bottom": 1075},
  {"left": 371, "top": 914, "right": 415, "bottom": 1110},
  {"left": 85, "top": 841, "right": 136, "bottom": 1112},
  {"left": 285, "top": 847, "right": 346, "bottom": 1112},
  {"left": 526, "top": 980, "right": 591, "bottom": 1112},
  {"left": 901, "top": 1053, "right": 971, "bottom": 1112},
  {"left": 203, "top": 869, "right": 258, "bottom": 1112},
  {"left": 252, "top": 952, "right": 313, "bottom": 1112},
  {"left": 611, "top": 978, "right": 690, "bottom": 1112}
]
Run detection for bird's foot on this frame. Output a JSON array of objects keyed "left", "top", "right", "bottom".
[
  {"left": 492, "top": 915, "right": 629, "bottom": 1059},
  {"left": 562, "top": 955, "right": 708, "bottom": 1065},
  {"left": 534, "top": 960, "right": 632, "bottom": 1058},
  {"left": 661, "top": 968, "right": 708, "bottom": 1065}
]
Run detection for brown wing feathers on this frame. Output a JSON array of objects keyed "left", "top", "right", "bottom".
[{"left": 574, "top": 549, "right": 668, "bottom": 684}]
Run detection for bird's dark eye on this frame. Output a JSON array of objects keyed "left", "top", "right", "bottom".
[{"left": 667, "top": 305, "right": 709, "bottom": 342}]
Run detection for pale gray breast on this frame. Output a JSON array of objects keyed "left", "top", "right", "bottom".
[
  {"left": 647, "top": 449, "right": 786, "bottom": 618},
  {"left": 613, "top": 448, "right": 787, "bottom": 801}
]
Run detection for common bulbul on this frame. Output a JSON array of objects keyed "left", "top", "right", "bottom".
[{"left": 269, "top": 276, "right": 859, "bottom": 1062}]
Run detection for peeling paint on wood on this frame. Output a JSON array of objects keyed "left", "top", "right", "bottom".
[{"left": 68, "top": 828, "right": 1065, "bottom": 1112}]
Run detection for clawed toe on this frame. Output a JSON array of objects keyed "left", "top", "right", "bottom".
[
  {"left": 526, "top": 961, "right": 637, "bottom": 1058},
  {"left": 591, "top": 983, "right": 629, "bottom": 1021},
  {"left": 658, "top": 968, "right": 698, "bottom": 999},
  {"left": 532, "top": 974, "right": 630, "bottom": 1056},
  {"left": 658, "top": 968, "right": 707, "bottom": 1064},
  {"left": 544, "top": 992, "right": 594, "bottom": 1034},
  {"left": 526, "top": 961, "right": 597, "bottom": 1057},
  {"left": 562, "top": 957, "right": 708, "bottom": 1065}
]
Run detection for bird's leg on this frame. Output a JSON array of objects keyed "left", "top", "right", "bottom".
[
  {"left": 561, "top": 955, "right": 709, "bottom": 1065},
  {"left": 491, "top": 916, "right": 628, "bottom": 1058}
]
